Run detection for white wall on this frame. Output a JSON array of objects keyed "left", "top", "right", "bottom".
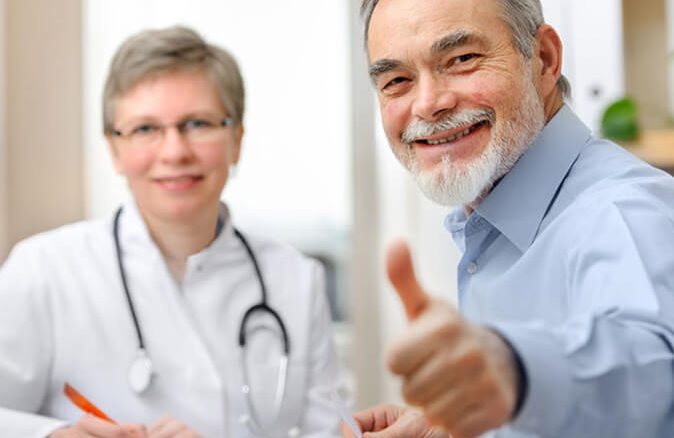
[
  {"left": 84, "top": 1, "right": 351, "bottom": 242},
  {"left": 347, "top": 2, "right": 386, "bottom": 409}
]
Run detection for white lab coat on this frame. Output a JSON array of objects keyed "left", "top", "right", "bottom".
[{"left": 0, "top": 202, "right": 346, "bottom": 437}]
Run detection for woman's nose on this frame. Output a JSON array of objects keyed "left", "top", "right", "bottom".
[{"left": 158, "top": 126, "right": 194, "bottom": 163}]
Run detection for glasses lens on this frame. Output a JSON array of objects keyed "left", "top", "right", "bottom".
[
  {"left": 183, "top": 117, "right": 228, "bottom": 143},
  {"left": 123, "top": 124, "right": 161, "bottom": 148}
]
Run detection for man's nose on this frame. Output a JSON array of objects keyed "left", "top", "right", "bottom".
[
  {"left": 158, "top": 126, "right": 193, "bottom": 163},
  {"left": 411, "top": 74, "right": 458, "bottom": 121}
]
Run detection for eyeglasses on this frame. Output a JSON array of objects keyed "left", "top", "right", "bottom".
[{"left": 112, "top": 116, "right": 234, "bottom": 148}]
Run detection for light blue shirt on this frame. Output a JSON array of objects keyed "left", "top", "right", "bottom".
[{"left": 446, "top": 105, "right": 674, "bottom": 438}]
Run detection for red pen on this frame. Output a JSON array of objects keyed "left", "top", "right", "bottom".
[{"left": 63, "top": 382, "right": 117, "bottom": 424}]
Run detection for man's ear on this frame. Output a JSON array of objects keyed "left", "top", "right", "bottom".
[{"left": 533, "top": 24, "right": 563, "bottom": 99}]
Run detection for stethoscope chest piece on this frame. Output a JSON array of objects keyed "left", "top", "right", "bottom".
[{"left": 128, "top": 349, "right": 153, "bottom": 394}]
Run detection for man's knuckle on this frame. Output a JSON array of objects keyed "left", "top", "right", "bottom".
[
  {"left": 435, "top": 320, "right": 461, "bottom": 340},
  {"left": 463, "top": 347, "right": 486, "bottom": 371}
]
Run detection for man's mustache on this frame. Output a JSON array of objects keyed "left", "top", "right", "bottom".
[{"left": 401, "top": 108, "right": 496, "bottom": 144}]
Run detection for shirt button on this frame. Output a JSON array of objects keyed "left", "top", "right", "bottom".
[{"left": 467, "top": 262, "right": 478, "bottom": 274}]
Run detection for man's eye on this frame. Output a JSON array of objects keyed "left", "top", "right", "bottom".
[
  {"left": 453, "top": 53, "right": 478, "bottom": 65},
  {"left": 183, "top": 118, "right": 214, "bottom": 131},
  {"left": 382, "top": 76, "right": 409, "bottom": 91},
  {"left": 131, "top": 124, "right": 159, "bottom": 136}
]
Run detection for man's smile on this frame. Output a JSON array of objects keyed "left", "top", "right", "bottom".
[{"left": 412, "top": 120, "right": 491, "bottom": 146}]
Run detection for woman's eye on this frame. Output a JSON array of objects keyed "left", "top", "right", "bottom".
[
  {"left": 183, "top": 118, "right": 214, "bottom": 130},
  {"left": 132, "top": 124, "right": 158, "bottom": 136}
]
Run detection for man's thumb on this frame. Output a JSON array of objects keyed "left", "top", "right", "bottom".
[{"left": 386, "top": 240, "right": 429, "bottom": 320}]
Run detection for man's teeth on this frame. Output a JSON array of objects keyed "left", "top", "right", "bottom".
[{"left": 425, "top": 124, "right": 478, "bottom": 145}]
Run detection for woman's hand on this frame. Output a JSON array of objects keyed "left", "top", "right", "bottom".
[
  {"left": 50, "top": 415, "right": 148, "bottom": 437},
  {"left": 148, "top": 415, "right": 201, "bottom": 438}
]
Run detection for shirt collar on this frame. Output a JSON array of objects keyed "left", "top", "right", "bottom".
[{"left": 471, "top": 104, "right": 591, "bottom": 252}]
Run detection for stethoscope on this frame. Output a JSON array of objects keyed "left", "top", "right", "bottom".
[{"left": 113, "top": 207, "right": 296, "bottom": 436}]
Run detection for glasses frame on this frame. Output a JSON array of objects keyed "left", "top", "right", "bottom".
[{"left": 111, "top": 116, "right": 234, "bottom": 147}]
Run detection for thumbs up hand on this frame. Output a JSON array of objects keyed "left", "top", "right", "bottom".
[{"left": 385, "top": 240, "right": 520, "bottom": 438}]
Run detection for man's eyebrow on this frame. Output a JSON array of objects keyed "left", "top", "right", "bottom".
[
  {"left": 367, "top": 31, "right": 483, "bottom": 81},
  {"left": 431, "top": 30, "right": 482, "bottom": 55},
  {"left": 368, "top": 59, "right": 403, "bottom": 81}
]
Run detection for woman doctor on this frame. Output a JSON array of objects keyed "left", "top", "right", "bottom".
[{"left": 0, "top": 26, "right": 346, "bottom": 437}]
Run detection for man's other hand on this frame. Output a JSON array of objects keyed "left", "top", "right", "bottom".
[{"left": 340, "top": 404, "right": 447, "bottom": 438}]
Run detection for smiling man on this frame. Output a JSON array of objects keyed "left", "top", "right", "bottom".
[{"left": 343, "top": 0, "right": 674, "bottom": 437}]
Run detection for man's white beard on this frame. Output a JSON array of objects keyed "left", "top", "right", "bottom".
[{"left": 400, "top": 68, "right": 545, "bottom": 207}]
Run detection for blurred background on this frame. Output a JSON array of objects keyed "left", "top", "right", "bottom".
[{"left": 0, "top": 0, "right": 672, "bottom": 410}]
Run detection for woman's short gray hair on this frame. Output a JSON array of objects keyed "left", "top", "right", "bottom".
[
  {"left": 102, "top": 25, "right": 245, "bottom": 135},
  {"left": 360, "top": 0, "right": 571, "bottom": 99}
]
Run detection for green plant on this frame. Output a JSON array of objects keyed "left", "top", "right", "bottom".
[{"left": 601, "top": 97, "right": 640, "bottom": 142}]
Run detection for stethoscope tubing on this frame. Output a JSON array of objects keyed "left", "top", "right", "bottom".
[
  {"left": 234, "top": 228, "right": 290, "bottom": 355},
  {"left": 112, "top": 207, "right": 291, "bottom": 388},
  {"left": 113, "top": 208, "right": 147, "bottom": 351}
]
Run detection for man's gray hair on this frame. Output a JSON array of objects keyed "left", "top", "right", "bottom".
[
  {"left": 360, "top": 0, "right": 571, "bottom": 99},
  {"left": 102, "top": 25, "right": 245, "bottom": 135}
]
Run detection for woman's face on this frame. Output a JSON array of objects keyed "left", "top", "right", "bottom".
[{"left": 108, "top": 69, "right": 243, "bottom": 223}]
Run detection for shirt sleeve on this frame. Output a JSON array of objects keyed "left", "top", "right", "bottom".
[
  {"left": 0, "top": 241, "right": 68, "bottom": 437},
  {"left": 494, "top": 193, "right": 674, "bottom": 437},
  {"left": 297, "top": 260, "right": 352, "bottom": 437}
]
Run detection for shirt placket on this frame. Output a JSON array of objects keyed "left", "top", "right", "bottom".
[{"left": 457, "top": 215, "right": 496, "bottom": 311}]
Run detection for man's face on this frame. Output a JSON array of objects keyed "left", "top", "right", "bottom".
[{"left": 367, "top": 0, "right": 545, "bottom": 206}]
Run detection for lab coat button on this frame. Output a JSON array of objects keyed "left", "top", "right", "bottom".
[{"left": 467, "top": 262, "right": 478, "bottom": 274}]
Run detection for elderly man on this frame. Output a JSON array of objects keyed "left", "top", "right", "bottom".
[{"left": 344, "top": 0, "right": 674, "bottom": 437}]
